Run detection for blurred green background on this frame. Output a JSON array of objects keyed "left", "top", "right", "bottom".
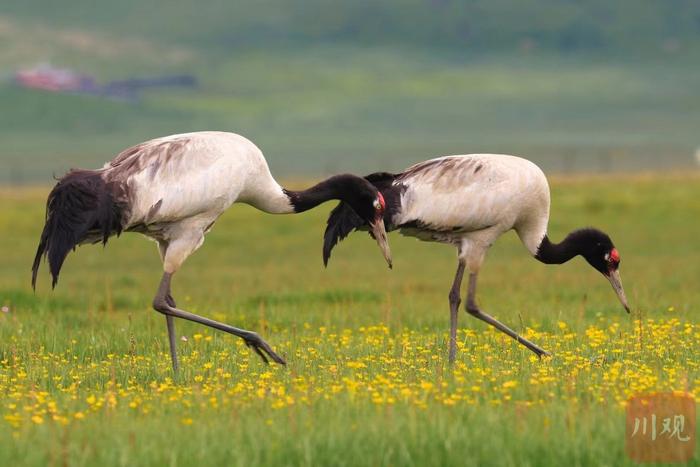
[{"left": 1, "top": 0, "right": 699, "bottom": 183}]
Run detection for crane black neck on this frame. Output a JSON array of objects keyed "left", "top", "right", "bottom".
[
  {"left": 535, "top": 228, "right": 612, "bottom": 265},
  {"left": 535, "top": 235, "right": 580, "bottom": 264},
  {"left": 285, "top": 174, "right": 375, "bottom": 214}
]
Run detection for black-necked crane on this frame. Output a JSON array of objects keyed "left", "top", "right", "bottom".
[
  {"left": 32, "top": 131, "right": 392, "bottom": 371},
  {"left": 323, "top": 154, "right": 630, "bottom": 363}
]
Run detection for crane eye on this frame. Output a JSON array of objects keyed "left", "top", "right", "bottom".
[{"left": 374, "top": 192, "right": 386, "bottom": 212}]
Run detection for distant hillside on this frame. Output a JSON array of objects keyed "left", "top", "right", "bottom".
[
  {"left": 0, "top": 1, "right": 699, "bottom": 183},
  {"left": 2, "top": 0, "right": 700, "bottom": 54}
]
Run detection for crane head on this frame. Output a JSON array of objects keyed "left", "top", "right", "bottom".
[
  {"left": 579, "top": 231, "right": 630, "bottom": 313},
  {"left": 367, "top": 192, "right": 392, "bottom": 269},
  {"left": 602, "top": 248, "right": 630, "bottom": 313}
]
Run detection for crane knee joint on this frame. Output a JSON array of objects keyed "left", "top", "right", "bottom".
[
  {"left": 448, "top": 291, "right": 461, "bottom": 308},
  {"left": 152, "top": 298, "right": 170, "bottom": 314}
]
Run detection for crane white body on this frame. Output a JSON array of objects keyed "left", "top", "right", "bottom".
[
  {"left": 110, "top": 131, "right": 293, "bottom": 227},
  {"left": 386, "top": 155, "right": 551, "bottom": 270},
  {"left": 100, "top": 131, "right": 294, "bottom": 272}
]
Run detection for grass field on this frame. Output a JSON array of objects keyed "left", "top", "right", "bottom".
[{"left": 1, "top": 174, "right": 699, "bottom": 465}]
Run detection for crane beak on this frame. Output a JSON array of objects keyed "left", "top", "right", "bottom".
[
  {"left": 606, "top": 269, "right": 630, "bottom": 313},
  {"left": 369, "top": 219, "right": 392, "bottom": 269}
]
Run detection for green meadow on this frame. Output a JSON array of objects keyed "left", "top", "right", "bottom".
[{"left": 0, "top": 174, "right": 698, "bottom": 466}]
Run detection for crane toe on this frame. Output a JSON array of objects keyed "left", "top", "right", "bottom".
[{"left": 243, "top": 332, "right": 287, "bottom": 365}]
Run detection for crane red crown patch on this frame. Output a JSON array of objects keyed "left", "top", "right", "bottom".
[
  {"left": 377, "top": 192, "right": 386, "bottom": 211},
  {"left": 610, "top": 248, "right": 620, "bottom": 262}
]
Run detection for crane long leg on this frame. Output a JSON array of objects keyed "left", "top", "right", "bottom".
[
  {"left": 152, "top": 272, "right": 286, "bottom": 370},
  {"left": 165, "top": 315, "right": 179, "bottom": 372},
  {"left": 158, "top": 241, "right": 180, "bottom": 372},
  {"left": 465, "top": 273, "right": 550, "bottom": 358},
  {"left": 448, "top": 259, "right": 466, "bottom": 364}
]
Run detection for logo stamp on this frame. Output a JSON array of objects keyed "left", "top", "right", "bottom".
[{"left": 626, "top": 392, "right": 695, "bottom": 463}]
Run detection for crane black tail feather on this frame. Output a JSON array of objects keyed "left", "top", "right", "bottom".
[
  {"left": 32, "top": 170, "right": 126, "bottom": 289},
  {"left": 323, "top": 202, "right": 364, "bottom": 266}
]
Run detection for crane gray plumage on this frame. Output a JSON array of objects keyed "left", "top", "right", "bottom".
[
  {"left": 32, "top": 131, "right": 392, "bottom": 371},
  {"left": 324, "top": 154, "right": 630, "bottom": 363}
]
